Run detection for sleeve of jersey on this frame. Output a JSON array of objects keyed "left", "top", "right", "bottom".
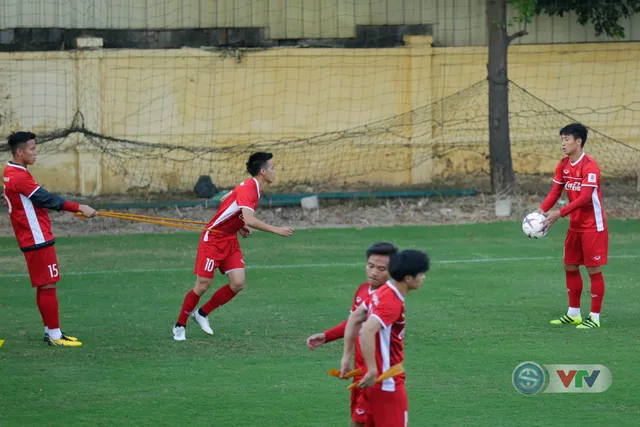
[
  {"left": 540, "top": 162, "right": 565, "bottom": 212},
  {"left": 14, "top": 173, "right": 41, "bottom": 198},
  {"left": 559, "top": 185, "right": 595, "bottom": 217},
  {"left": 236, "top": 184, "right": 258, "bottom": 211},
  {"left": 324, "top": 320, "right": 348, "bottom": 343},
  {"left": 370, "top": 298, "right": 402, "bottom": 329},
  {"left": 29, "top": 187, "right": 80, "bottom": 212}
]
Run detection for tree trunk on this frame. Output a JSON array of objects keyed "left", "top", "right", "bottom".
[{"left": 487, "top": 0, "right": 515, "bottom": 194}]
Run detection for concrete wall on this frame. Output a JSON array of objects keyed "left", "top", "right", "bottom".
[
  {"left": 2, "top": 0, "right": 640, "bottom": 46},
  {"left": 1, "top": 36, "right": 639, "bottom": 195}
]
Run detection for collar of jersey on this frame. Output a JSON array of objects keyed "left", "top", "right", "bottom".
[
  {"left": 570, "top": 152, "right": 585, "bottom": 167},
  {"left": 385, "top": 280, "right": 405, "bottom": 302},
  {"left": 7, "top": 161, "right": 26, "bottom": 170}
]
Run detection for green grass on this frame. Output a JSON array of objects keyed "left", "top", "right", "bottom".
[{"left": 1, "top": 220, "right": 640, "bottom": 426}]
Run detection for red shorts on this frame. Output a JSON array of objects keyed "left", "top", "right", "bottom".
[
  {"left": 564, "top": 229, "right": 608, "bottom": 267},
  {"left": 350, "top": 383, "right": 369, "bottom": 424},
  {"left": 194, "top": 237, "right": 244, "bottom": 278},
  {"left": 365, "top": 386, "right": 408, "bottom": 427},
  {"left": 23, "top": 245, "right": 61, "bottom": 287}
]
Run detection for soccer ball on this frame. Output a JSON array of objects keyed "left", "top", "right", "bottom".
[{"left": 522, "top": 212, "right": 548, "bottom": 239}]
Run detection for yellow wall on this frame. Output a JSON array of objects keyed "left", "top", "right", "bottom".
[{"left": 1, "top": 36, "right": 639, "bottom": 195}]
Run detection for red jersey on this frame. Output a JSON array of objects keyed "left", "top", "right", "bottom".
[
  {"left": 352, "top": 283, "right": 376, "bottom": 372},
  {"left": 3, "top": 162, "right": 55, "bottom": 251},
  {"left": 361, "top": 281, "right": 406, "bottom": 391},
  {"left": 203, "top": 178, "right": 260, "bottom": 241},
  {"left": 551, "top": 153, "right": 606, "bottom": 232}
]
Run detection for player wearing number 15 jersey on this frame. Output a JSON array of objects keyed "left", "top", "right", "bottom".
[
  {"left": 539, "top": 123, "right": 608, "bottom": 329},
  {"left": 172, "top": 152, "right": 295, "bottom": 341},
  {"left": 3, "top": 132, "right": 97, "bottom": 347}
]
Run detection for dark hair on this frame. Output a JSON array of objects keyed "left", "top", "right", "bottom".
[
  {"left": 246, "top": 152, "right": 273, "bottom": 176},
  {"left": 560, "top": 123, "right": 588, "bottom": 148},
  {"left": 8, "top": 131, "right": 36, "bottom": 155},
  {"left": 389, "top": 250, "right": 430, "bottom": 282},
  {"left": 366, "top": 242, "right": 398, "bottom": 259}
]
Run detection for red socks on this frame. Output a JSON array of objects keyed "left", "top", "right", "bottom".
[
  {"left": 589, "top": 272, "right": 605, "bottom": 313},
  {"left": 177, "top": 290, "right": 201, "bottom": 326},
  {"left": 37, "top": 287, "right": 60, "bottom": 329},
  {"left": 565, "top": 270, "right": 583, "bottom": 309},
  {"left": 200, "top": 285, "right": 238, "bottom": 316}
]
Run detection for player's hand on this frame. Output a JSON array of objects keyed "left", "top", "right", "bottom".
[
  {"left": 358, "top": 370, "right": 378, "bottom": 389},
  {"left": 306, "top": 333, "right": 326, "bottom": 350},
  {"left": 339, "top": 356, "right": 352, "bottom": 378},
  {"left": 239, "top": 226, "right": 252, "bottom": 238},
  {"left": 543, "top": 209, "right": 562, "bottom": 227},
  {"left": 78, "top": 205, "right": 97, "bottom": 218},
  {"left": 275, "top": 227, "right": 294, "bottom": 237},
  {"left": 535, "top": 208, "right": 545, "bottom": 214}
]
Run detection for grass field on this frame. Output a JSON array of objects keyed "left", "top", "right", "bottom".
[{"left": 1, "top": 220, "right": 640, "bottom": 426}]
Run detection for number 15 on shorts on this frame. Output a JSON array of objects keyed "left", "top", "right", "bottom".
[
  {"left": 204, "top": 258, "right": 215, "bottom": 272},
  {"left": 48, "top": 264, "right": 59, "bottom": 278}
]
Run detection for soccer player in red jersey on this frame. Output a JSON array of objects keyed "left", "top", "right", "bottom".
[
  {"left": 3, "top": 132, "right": 97, "bottom": 347},
  {"left": 539, "top": 123, "right": 607, "bottom": 329},
  {"left": 306, "top": 242, "right": 398, "bottom": 427},
  {"left": 340, "top": 250, "right": 429, "bottom": 427},
  {"left": 173, "top": 152, "right": 294, "bottom": 341}
]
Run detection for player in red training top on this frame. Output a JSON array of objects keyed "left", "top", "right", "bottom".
[
  {"left": 3, "top": 132, "right": 97, "bottom": 347},
  {"left": 172, "top": 152, "right": 294, "bottom": 341},
  {"left": 340, "top": 250, "right": 429, "bottom": 427},
  {"left": 539, "top": 123, "right": 607, "bottom": 329},
  {"left": 306, "top": 242, "right": 398, "bottom": 427}
]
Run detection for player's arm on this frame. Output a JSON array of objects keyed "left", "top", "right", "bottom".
[
  {"left": 539, "top": 163, "right": 565, "bottom": 213},
  {"left": 545, "top": 186, "right": 595, "bottom": 226},
  {"left": 340, "top": 304, "right": 367, "bottom": 376},
  {"left": 240, "top": 208, "right": 293, "bottom": 237},
  {"left": 358, "top": 316, "right": 384, "bottom": 386},
  {"left": 16, "top": 176, "right": 96, "bottom": 217},
  {"left": 306, "top": 319, "right": 347, "bottom": 350}
]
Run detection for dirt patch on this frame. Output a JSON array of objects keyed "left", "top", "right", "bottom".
[{"left": 1, "top": 193, "right": 639, "bottom": 237}]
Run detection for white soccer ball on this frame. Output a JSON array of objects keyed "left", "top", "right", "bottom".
[{"left": 522, "top": 212, "right": 548, "bottom": 239}]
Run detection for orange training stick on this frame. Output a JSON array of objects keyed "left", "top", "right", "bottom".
[
  {"left": 329, "top": 368, "right": 363, "bottom": 378},
  {"left": 346, "top": 363, "right": 404, "bottom": 390},
  {"left": 94, "top": 211, "right": 208, "bottom": 225}
]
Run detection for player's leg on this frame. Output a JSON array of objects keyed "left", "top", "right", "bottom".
[
  {"left": 192, "top": 243, "right": 244, "bottom": 334},
  {"left": 173, "top": 241, "right": 216, "bottom": 340},
  {"left": 25, "top": 246, "right": 81, "bottom": 347},
  {"left": 551, "top": 231, "right": 584, "bottom": 325},
  {"left": 577, "top": 230, "right": 608, "bottom": 329}
]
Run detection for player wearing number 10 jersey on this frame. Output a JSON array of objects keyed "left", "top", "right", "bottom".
[
  {"left": 172, "top": 152, "right": 295, "bottom": 341},
  {"left": 3, "top": 132, "right": 97, "bottom": 347}
]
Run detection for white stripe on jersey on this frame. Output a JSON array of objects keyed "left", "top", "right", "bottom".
[
  {"left": 204, "top": 201, "right": 241, "bottom": 242},
  {"left": 20, "top": 194, "right": 45, "bottom": 245},
  {"left": 376, "top": 320, "right": 395, "bottom": 392},
  {"left": 592, "top": 190, "right": 605, "bottom": 232}
]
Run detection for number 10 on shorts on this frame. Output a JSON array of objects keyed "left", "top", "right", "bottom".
[
  {"left": 48, "top": 264, "right": 59, "bottom": 278},
  {"left": 204, "top": 258, "right": 215, "bottom": 272}
]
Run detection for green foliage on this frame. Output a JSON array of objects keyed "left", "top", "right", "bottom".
[{"left": 509, "top": 0, "right": 640, "bottom": 38}]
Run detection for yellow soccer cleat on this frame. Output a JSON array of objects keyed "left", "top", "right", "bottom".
[
  {"left": 48, "top": 335, "right": 82, "bottom": 347},
  {"left": 550, "top": 314, "right": 582, "bottom": 325},
  {"left": 44, "top": 332, "right": 79, "bottom": 342},
  {"left": 576, "top": 316, "right": 600, "bottom": 329}
]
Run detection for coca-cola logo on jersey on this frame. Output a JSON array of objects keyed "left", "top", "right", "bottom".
[{"left": 565, "top": 181, "right": 582, "bottom": 191}]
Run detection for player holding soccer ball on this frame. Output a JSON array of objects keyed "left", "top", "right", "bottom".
[
  {"left": 306, "top": 242, "right": 398, "bottom": 427},
  {"left": 538, "top": 123, "right": 607, "bottom": 329},
  {"left": 172, "top": 152, "right": 294, "bottom": 341},
  {"left": 3, "top": 132, "right": 97, "bottom": 346},
  {"left": 340, "top": 250, "right": 430, "bottom": 427}
]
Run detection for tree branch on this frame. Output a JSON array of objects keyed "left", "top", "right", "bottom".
[{"left": 508, "top": 29, "right": 528, "bottom": 42}]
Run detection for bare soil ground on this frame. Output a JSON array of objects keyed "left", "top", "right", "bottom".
[{"left": 1, "top": 192, "right": 639, "bottom": 237}]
